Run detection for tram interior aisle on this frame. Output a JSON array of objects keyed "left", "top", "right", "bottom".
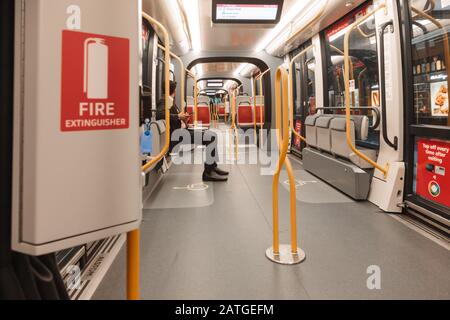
[
  {"left": 3, "top": 0, "right": 450, "bottom": 302},
  {"left": 94, "top": 129, "right": 449, "bottom": 300}
]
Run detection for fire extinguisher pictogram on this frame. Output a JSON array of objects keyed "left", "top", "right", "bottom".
[
  {"left": 84, "top": 38, "right": 108, "bottom": 99},
  {"left": 61, "top": 30, "right": 130, "bottom": 132}
]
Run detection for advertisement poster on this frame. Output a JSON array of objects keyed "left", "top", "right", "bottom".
[
  {"left": 415, "top": 138, "right": 450, "bottom": 207},
  {"left": 430, "top": 81, "right": 448, "bottom": 117}
]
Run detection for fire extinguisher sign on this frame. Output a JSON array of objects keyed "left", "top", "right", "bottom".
[{"left": 61, "top": 30, "right": 130, "bottom": 132}]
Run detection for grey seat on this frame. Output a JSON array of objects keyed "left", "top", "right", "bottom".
[
  {"left": 304, "top": 114, "right": 322, "bottom": 148},
  {"left": 330, "top": 116, "right": 377, "bottom": 169},
  {"left": 316, "top": 116, "right": 333, "bottom": 152}
]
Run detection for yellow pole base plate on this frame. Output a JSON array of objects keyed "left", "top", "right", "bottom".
[{"left": 266, "top": 245, "right": 306, "bottom": 265}]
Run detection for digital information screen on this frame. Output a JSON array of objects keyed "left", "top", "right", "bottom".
[{"left": 216, "top": 4, "right": 279, "bottom": 21}]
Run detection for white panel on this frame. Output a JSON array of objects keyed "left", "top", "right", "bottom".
[{"left": 12, "top": 0, "right": 142, "bottom": 255}]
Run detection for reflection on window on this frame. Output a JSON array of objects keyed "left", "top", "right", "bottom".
[
  {"left": 323, "top": 2, "right": 380, "bottom": 149},
  {"left": 410, "top": 0, "right": 449, "bottom": 126},
  {"left": 324, "top": 2, "right": 380, "bottom": 111},
  {"left": 291, "top": 41, "right": 315, "bottom": 152}
]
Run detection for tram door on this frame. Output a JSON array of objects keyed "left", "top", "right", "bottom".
[
  {"left": 291, "top": 40, "right": 315, "bottom": 157},
  {"left": 402, "top": 0, "right": 450, "bottom": 229}
]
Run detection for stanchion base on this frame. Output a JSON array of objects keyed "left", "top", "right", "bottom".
[{"left": 265, "top": 245, "right": 306, "bottom": 265}]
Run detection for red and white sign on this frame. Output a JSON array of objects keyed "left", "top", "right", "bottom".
[
  {"left": 61, "top": 30, "right": 130, "bottom": 132},
  {"left": 415, "top": 138, "right": 450, "bottom": 207}
]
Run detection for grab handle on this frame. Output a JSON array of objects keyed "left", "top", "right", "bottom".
[{"left": 379, "top": 20, "right": 398, "bottom": 151}]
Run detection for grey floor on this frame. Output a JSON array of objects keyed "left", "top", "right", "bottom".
[{"left": 94, "top": 145, "right": 450, "bottom": 300}]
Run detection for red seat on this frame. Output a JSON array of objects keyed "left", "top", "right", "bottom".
[
  {"left": 186, "top": 105, "right": 194, "bottom": 125},
  {"left": 237, "top": 104, "right": 254, "bottom": 128},
  {"left": 197, "top": 105, "right": 211, "bottom": 127},
  {"left": 186, "top": 105, "right": 210, "bottom": 127},
  {"left": 218, "top": 105, "right": 226, "bottom": 116}
]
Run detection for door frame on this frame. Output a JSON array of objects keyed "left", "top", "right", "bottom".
[{"left": 398, "top": 0, "right": 450, "bottom": 227}]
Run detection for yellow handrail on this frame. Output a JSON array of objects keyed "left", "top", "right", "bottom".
[
  {"left": 130, "top": 12, "right": 172, "bottom": 301},
  {"left": 343, "top": 4, "right": 389, "bottom": 177},
  {"left": 186, "top": 70, "right": 198, "bottom": 126},
  {"left": 253, "top": 69, "right": 270, "bottom": 145},
  {"left": 156, "top": 44, "right": 186, "bottom": 113},
  {"left": 411, "top": 5, "right": 450, "bottom": 126},
  {"left": 271, "top": 66, "right": 299, "bottom": 255},
  {"left": 288, "top": 44, "right": 314, "bottom": 144},
  {"left": 231, "top": 87, "right": 239, "bottom": 158}
]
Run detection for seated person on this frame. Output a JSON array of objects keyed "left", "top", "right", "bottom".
[{"left": 156, "top": 81, "right": 229, "bottom": 182}]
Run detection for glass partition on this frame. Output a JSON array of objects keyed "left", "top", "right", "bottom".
[{"left": 409, "top": 0, "right": 449, "bottom": 127}]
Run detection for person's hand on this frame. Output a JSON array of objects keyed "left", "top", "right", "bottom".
[{"left": 178, "top": 112, "right": 188, "bottom": 122}]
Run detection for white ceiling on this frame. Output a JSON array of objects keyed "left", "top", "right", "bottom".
[{"left": 143, "top": 0, "right": 299, "bottom": 55}]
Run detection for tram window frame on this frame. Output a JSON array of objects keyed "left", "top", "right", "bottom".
[
  {"left": 400, "top": 0, "right": 450, "bottom": 219},
  {"left": 321, "top": 1, "right": 381, "bottom": 150}
]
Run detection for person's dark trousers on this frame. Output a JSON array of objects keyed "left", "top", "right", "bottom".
[{"left": 169, "top": 128, "right": 219, "bottom": 172}]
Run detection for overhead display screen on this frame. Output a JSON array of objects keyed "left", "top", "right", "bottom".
[
  {"left": 212, "top": 0, "right": 283, "bottom": 24},
  {"left": 217, "top": 4, "right": 278, "bottom": 20}
]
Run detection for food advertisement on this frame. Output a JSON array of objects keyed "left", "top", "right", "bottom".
[
  {"left": 415, "top": 138, "right": 450, "bottom": 207},
  {"left": 430, "top": 81, "right": 448, "bottom": 117}
]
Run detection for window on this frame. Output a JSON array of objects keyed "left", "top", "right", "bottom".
[
  {"left": 324, "top": 2, "right": 380, "bottom": 110},
  {"left": 322, "top": 2, "right": 380, "bottom": 148},
  {"left": 291, "top": 41, "right": 314, "bottom": 153},
  {"left": 409, "top": 0, "right": 449, "bottom": 127}
]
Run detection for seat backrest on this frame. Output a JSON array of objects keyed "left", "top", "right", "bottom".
[
  {"left": 255, "top": 105, "right": 264, "bottom": 124},
  {"left": 305, "top": 114, "right": 322, "bottom": 147},
  {"left": 316, "top": 116, "right": 333, "bottom": 152},
  {"left": 236, "top": 96, "right": 251, "bottom": 106},
  {"left": 186, "top": 96, "right": 194, "bottom": 107},
  {"left": 150, "top": 120, "right": 166, "bottom": 157},
  {"left": 197, "top": 105, "right": 211, "bottom": 126},
  {"left": 218, "top": 103, "right": 226, "bottom": 114},
  {"left": 350, "top": 115, "right": 369, "bottom": 141},
  {"left": 186, "top": 105, "right": 194, "bottom": 125},
  {"left": 237, "top": 104, "right": 253, "bottom": 127},
  {"left": 330, "top": 117, "right": 355, "bottom": 159}
]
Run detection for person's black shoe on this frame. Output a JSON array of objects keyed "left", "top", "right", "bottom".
[
  {"left": 213, "top": 167, "right": 229, "bottom": 176},
  {"left": 203, "top": 171, "right": 228, "bottom": 182}
]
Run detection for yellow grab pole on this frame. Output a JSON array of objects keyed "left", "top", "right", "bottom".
[
  {"left": 126, "top": 230, "right": 140, "bottom": 300},
  {"left": 344, "top": 4, "right": 389, "bottom": 177},
  {"left": 186, "top": 70, "right": 198, "bottom": 126},
  {"left": 267, "top": 66, "right": 304, "bottom": 264},
  {"left": 157, "top": 44, "right": 186, "bottom": 112},
  {"left": 133, "top": 13, "right": 172, "bottom": 300},
  {"left": 258, "top": 77, "right": 264, "bottom": 144},
  {"left": 232, "top": 88, "right": 239, "bottom": 158},
  {"left": 285, "top": 157, "right": 298, "bottom": 253},
  {"left": 288, "top": 45, "right": 314, "bottom": 143},
  {"left": 252, "top": 77, "right": 257, "bottom": 143},
  {"left": 254, "top": 69, "right": 270, "bottom": 146}
]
